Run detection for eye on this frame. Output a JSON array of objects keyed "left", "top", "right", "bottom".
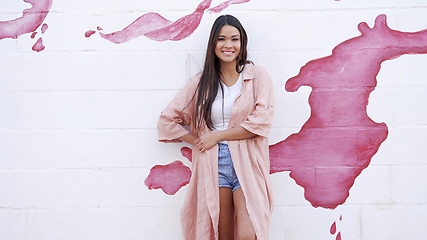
[
  {"left": 217, "top": 37, "right": 225, "bottom": 41},
  {"left": 232, "top": 38, "right": 240, "bottom": 42}
]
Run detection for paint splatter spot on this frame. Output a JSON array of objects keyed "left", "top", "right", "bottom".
[
  {"left": 181, "top": 146, "right": 192, "bottom": 162},
  {"left": 85, "top": 30, "right": 96, "bottom": 38},
  {"left": 41, "top": 23, "right": 49, "bottom": 34},
  {"left": 32, "top": 37, "right": 45, "bottom": 52},
  {"left": 30, "top": 32, "right": 37, "bottom": 39}
]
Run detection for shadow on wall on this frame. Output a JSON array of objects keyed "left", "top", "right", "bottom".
[{"left": 145, "top": 14, "right": 427, "bottom": 209}]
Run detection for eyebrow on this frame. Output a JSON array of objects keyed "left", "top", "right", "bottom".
[{"left": 218, "top": 34, "right": 240, "bottom": 37}]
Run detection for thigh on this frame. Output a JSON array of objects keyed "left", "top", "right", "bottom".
[
  {"left": 233, "top": 188, "right": 256, "bottom": 240},
  {"left": 219, "top": 188, "right": 234, "bottom": 240}
]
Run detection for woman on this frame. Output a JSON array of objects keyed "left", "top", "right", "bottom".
[{"left": 158, "top": 15, "right": 274, "bottom": 240}]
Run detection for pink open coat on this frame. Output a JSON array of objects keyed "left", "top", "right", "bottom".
[{"left": 157, "top": 64, "right": 274, "bottom": 240}]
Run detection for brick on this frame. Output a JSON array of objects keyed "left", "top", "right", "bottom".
[
  {"left": 0, "top": 54, "right": 55, "bottom": 91},
  {"left": 346, "top": 166, "right": 392, "bottom": 204},
  {"left": 0, "top": 173, "right": 13, "bottom": 207},
  {"left": 88, "top": 168, "right": 165, "bottom": 207},
  {"left": 270, "top": 172, "right": 309, "bottom": 207},
  {"left": 276, "top": 206, "right": 341, "bottom": 239},
  {"left": 243, "top": 12, "right": 324, "bottom": 51},
  {"left": 371, "top": 127, "right": 427, "bottom": 165},
  {"left": 90, "top": 90, "right": 176, "bottom": 129},
  {"left": 0, "top": 1, "right": 30, "bottom": 15},
  {"left": 0, "top": 93, "right": 17, "bottom": 129},
  {"left": 16, "top": 92, "right": 91, "bottom": 129},
  {"left": 0, "top": 132, "right": 55, "bottom": 169},
  {"left": 287, "top": 0, "right": 427, "bottom": 9},
  {"left": 362, "top": 205, "right": 427, "bottom": 239},
  {"left": 13, "top": 171, "right": 91, "bottom": 208},
  {"left": 392, "top": 166, "right": 427, "bottom": 204}
]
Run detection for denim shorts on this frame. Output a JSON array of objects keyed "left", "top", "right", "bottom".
[{"left": 218, "top": 143, "right": 241, "bottom": 192}]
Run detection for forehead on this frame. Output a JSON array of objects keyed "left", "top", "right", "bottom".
[{"left": 218, "top": 25, "right": 240, "bottom": 36}]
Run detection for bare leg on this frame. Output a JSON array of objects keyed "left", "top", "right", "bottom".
[
  {"left": 219, "top": 187, "right": 234, "bottom": 240},
  {"left": 233, "top": 188, "right": 256, "bottom": 240}
]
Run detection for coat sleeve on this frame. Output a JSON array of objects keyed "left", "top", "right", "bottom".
[
  {"left": 240, "top": 65, "right": 275, "bottom": 138},
  {"left": 157, "top": 75, "right": 200, "bottom": 142}
]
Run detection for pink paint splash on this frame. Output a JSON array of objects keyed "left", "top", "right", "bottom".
[
  {"left": 145, "top": 160, "right": 192, "bottom": 195},
  {"left": 145, "top": 147, "right": 192, "bottom": 194},
  {"left": 146, "top": 15, "right": 427, "bottom": 210},
  {"left": 269, "top": 14, "right": 427, "bottom": 209},
  {"left": 208, "top": 0, "right": 250, "bottom": 13},
  {"left": 0, "top": 0, "right": 52, "bottom": 52},
  {"left": 0, "top": 0, "right": 52, "bottom": 40},
  {"left": 88, "top": 0, "right": 251, "bottom": 43}
]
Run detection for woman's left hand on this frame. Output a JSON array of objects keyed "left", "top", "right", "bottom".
[{"left": 195, "top": 132, "right": 220, "bottom": 152}]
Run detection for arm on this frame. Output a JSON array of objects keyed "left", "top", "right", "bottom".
[
  {"left": 179, "top": 133, "right": 199, "bottom": 145},
  {"left": 158, "top": 75, "right": 200, "bottom": 143},
  {"left": 195, "top": 126, "right": 257, "bottom": 152}
]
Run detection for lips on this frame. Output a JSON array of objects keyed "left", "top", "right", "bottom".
[{"left": 222, "top": 51, "right": 235, "bottom": 56}]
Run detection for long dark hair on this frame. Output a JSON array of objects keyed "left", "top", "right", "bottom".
[{"left": 193, "top": 15, "right": 249, "bottom": 130}]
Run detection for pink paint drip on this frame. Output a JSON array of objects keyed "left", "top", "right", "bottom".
[
  {"left": 330, "top": 221, "right": 337, "bottom": 234},
  {"left": 146, "top": 15, "right": 427, "bottom": 210},
  {"left": 41, "top": 23, "right": 48, "bottom": 34},
  {"left": 92, "top": 0, "right": 251, "bottom": 43},
  {"left": 145, "top": 160, "right": 192, "bottom": 195},
  {"left": 0, "top": 0, "right": 52, "bottom": 40},
  {"left": 331, "top": 215, "right": 343, "bottom": 238}
]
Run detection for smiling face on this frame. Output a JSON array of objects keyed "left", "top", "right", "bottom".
[{"left": 215, "top": 25, "right": 241, "bottom": 67}]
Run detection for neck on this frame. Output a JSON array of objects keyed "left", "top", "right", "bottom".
[{"left": 220, "top": 61, "right": 240, "bottom": 86}]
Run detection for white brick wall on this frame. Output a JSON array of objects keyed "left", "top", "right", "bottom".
[{"left": 1, "top": 0, "right": 427, "bottom": 239}]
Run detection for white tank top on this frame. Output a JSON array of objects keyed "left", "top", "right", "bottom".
[{"left": 211, "top": 73, "right": 243, "bottom": 138}]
